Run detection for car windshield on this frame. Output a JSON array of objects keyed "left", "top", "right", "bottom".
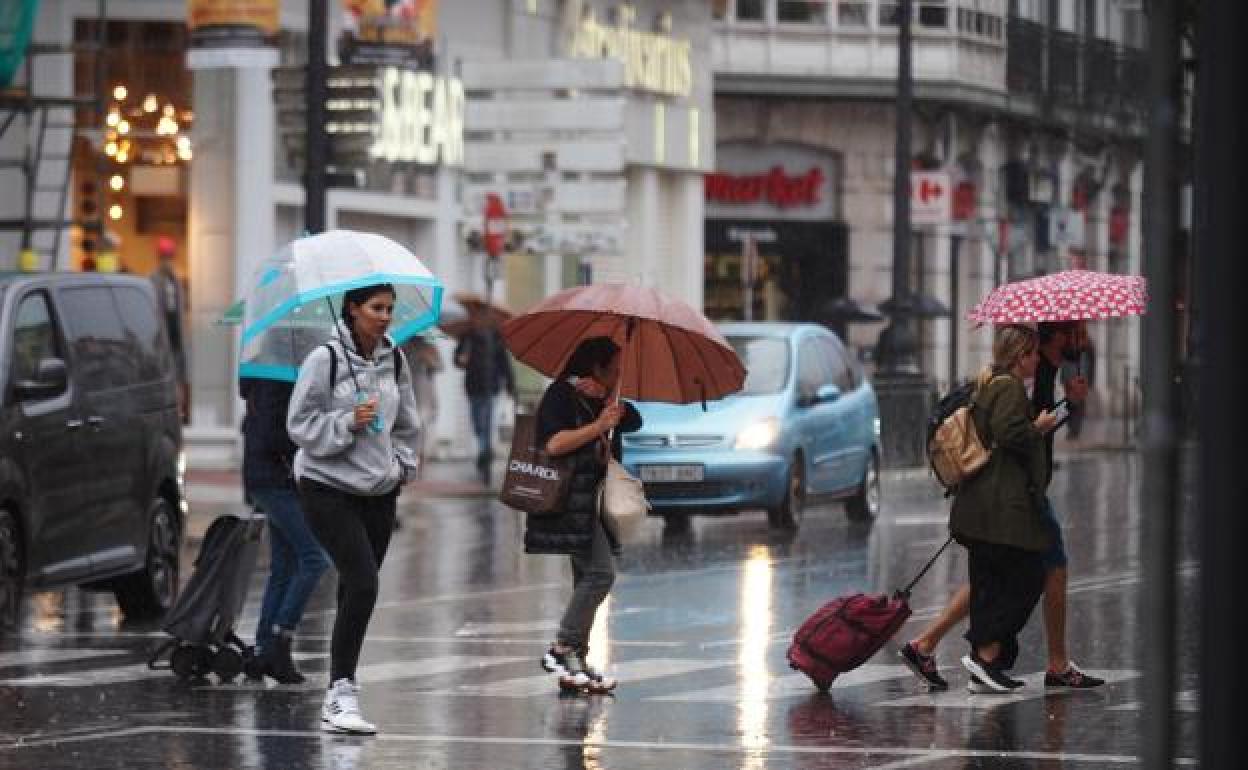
[{"left": 727, "top": 335, "right": 791, "bottom": 395}]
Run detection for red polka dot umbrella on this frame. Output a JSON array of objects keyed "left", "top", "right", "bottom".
[{"left": 966, "top": 269, "right": 1149, "bottom": 325}]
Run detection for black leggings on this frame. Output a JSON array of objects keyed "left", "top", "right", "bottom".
[{"left": 299, "top": 478, "right": 396, "bottom": 683}]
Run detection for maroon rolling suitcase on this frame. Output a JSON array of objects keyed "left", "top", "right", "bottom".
[{"left": 787, "top": 537, "right": 953, "bottom": 692}]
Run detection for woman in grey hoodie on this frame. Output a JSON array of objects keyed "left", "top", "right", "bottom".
[{"left": 286, "top": 283, "right": 422, "bottom": 735}]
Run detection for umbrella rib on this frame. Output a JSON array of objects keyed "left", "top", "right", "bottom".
[{"left": 657, "top": 320, "right": 683, "bottom": 403}]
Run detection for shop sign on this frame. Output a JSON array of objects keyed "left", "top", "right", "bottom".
[
  {"left": 1109, "top": 205, "right": 1129, "bottom": 246},
  {"left": 186, "top": 0, "right": 279, "bottom": 69},
  {"left": 705, "top": 167, "right": 824, "bottom": 209},
  {"left": 911, "top": 170, "right": 952, "bottom": 226},
  {"left": 564, "top": 2, "right": 693, "bottom": 98},
  {"left": 483, "top": 193, "right": 508, "bottom": 258},
  {"left": 339, "top": 0, "right": 437, "bottom": 68},
  {"left": 952, "top": 180, "right": 977, "bottom": 221},
  {"left": 369, "top": 68, "right": 464, "bottom": 166}
]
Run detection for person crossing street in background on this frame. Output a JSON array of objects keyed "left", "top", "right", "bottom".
[
  {"left": 240, "top": 376, "right": 329, "bottom": 684},
  {"left": 150, "top": 235, "right": 189, "bottom": 420},
  {"left": 454, "top": 317, "right": 515, "bottom": 486}
]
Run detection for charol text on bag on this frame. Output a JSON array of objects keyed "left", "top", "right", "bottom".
[{"left": 499, "top": 415, "right": 574, "bottom": 515}]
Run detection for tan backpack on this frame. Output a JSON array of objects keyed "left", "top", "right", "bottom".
[{"left": 927, "top": 377, "right": 1000, "bottom": 492}]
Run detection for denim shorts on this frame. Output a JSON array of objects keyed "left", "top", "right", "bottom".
[{"left": 1040, "top": 496, "right": 1068, "bottom": 569}]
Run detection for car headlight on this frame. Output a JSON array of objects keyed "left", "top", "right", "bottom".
[{"left": 735, "top": 417, "right": 780, "bottom": 450}]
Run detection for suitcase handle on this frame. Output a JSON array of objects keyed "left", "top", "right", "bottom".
[{"left": 895, "top": 535, "right": 954, "bottom": 600}]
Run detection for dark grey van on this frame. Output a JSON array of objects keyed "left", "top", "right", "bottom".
[{"left": 0, "top": 272, "right": 183, "bottom": 626}]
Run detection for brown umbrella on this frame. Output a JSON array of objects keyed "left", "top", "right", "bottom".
[
  {"left": 438, "top": 292, "right": 512, "bottom": 337},
  {"left": 501, "top": 283, "right": 746, "bottom": 404}
]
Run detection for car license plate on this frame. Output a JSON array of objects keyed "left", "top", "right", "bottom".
[{"left": 639, "top": 464, "right": 704, "bottom": 483}]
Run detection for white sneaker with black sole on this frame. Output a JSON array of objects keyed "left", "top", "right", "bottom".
[
  {"left": 322, "top": 678, "right": 377, "bottom": 735},
  {"left": 960, "top": 654, "right": 1016, "bottom": 693}
]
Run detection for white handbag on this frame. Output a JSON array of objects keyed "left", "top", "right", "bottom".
[{"left": 599, "top": 457, "right": 651, "bottom": 521}]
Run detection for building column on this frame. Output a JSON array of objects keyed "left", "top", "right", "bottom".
[{"left": 185, "top": 68, "right": 274, "bottom": 469}]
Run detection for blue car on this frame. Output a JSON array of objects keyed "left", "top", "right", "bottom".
[{"left": 622, "top": 322, "right": 881, "bottom": 529}]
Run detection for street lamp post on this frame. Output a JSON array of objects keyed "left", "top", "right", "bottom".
[
  {"left": 873, "top": 0, "right": 935, "bottom": 468},
  {"left": 305, "top": 0, "right": 328, "bottom": 234}
]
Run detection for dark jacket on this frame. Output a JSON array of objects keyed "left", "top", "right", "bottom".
[
  {"left": 949, "top": 372, "right": 1052, "bottom": 552},
  {"left": 240, "top": 377, "right": 297, "bottom": 494},
  {"left": 454, "top": 327, "right": 515, "bottom": 397},
  {"left": 523, "top": 380, "right": 641, "bottom": 556}
]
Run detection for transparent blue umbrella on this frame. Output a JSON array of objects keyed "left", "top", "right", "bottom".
[{"left": 239, "top": 230, "right": 443, "bottom": 382}]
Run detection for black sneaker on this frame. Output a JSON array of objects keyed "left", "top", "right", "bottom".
[
  {"left": 899, "top": 642, "right": 948, "bottom": 690},
  {"left": 541, "top": 646, "right": 590, "bottom": 691},
  {"left": 961, "top": 653, "right": 1016, "bottom": 693},
  {"left": 1045, "top": 663, "right": 1105, "bottom": 688}
]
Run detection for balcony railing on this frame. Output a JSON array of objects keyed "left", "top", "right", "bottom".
[{"left": 1004, "top": 17, "right": 1145, "bottom": 127}]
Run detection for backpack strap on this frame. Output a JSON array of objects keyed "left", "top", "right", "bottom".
[
  {"left": 393, "top": 346, "right": 405, "bottom": 384},
  {"left": 322, "top": 342, "right": 338, "bottom": 394}
]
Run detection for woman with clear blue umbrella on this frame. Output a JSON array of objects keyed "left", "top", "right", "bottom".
[{"left": 239, "top": 230, "right": 442, "bottom": 734}]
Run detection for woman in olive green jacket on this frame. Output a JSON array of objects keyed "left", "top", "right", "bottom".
[{"left": 952, "top": 324, "right": 1059, "bottom": 693}]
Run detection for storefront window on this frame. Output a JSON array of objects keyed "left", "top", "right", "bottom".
[
  {"left": 837, "top": 2, "right": 870, "bottom": 27},
  {"left": 71, "top": 20, "right": 192, "bottom": 277},
  {"left": 778, "top": 0, "right": 828, "bottom": 24},
  {"left": 736, "top": 0, "right": 766, "bottom": 21},
  {"left": 880, "top": 1, "right": 950, "bottom": 29}
]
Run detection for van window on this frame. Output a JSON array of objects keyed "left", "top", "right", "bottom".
[
  {"left": 11, "top": 291, "right": 62, "bottom": 384},
  {"left": 59, "top": 286, "right": 136, "bottom": 390},
  {"left": 113, "top": 286, "right": 173, "bottom": 381}
]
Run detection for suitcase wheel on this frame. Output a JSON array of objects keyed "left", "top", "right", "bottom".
[{"left": 212, "top": 647, "right": 244, "bottom": 684}]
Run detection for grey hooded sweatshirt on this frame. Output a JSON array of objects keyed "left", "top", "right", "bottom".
[{"left": 287, "top": 324, "right": 422, "bottom": 496}]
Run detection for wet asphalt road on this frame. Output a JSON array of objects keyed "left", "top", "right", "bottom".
[{"left": 0, "top": 450, "right": 1200, "bottom": 769}]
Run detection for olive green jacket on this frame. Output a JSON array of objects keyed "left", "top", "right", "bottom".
[{"left": 948, "top": 373, "right": 1052, "bottom": 553}]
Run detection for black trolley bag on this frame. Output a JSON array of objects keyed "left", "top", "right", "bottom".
[{"left": 148, "top": 512, "right": 265, "bottom": 683}]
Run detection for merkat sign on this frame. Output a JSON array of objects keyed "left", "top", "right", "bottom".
[
  {"left": 369, "top": 68, "right": 464, "bottom": 166},
  {"left": 705, "top": 166, "right": 825, "bottom": 208},
  {"left": 566, "top": 5, "right": 693, "bottom": 97}
]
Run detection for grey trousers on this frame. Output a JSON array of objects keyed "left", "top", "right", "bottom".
[{"left": 556, "top": 514, "right": 616, "bottom": 652}]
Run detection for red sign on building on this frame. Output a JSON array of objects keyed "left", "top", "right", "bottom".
[
  {"left": 704, "top": 166, "right": 825, "bottom": 208},
  {"left": 482, "top": 192, "right": 507, "bottom": 258}
]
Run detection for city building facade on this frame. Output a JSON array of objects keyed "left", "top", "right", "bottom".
[{"left": 708, "top": 0, "right": 1149, "bottom": 418}]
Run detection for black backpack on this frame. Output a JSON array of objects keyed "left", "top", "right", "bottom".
[{"left": 323, "top": 341, "right": 405, "bottom": 392}]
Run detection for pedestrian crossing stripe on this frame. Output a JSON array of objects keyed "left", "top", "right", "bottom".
[
  {"left": 649, "top": 664, "right": 910, "bottom": 702},
  {"left": 204, "top": 655, "right": 530, "bottom": 692},
  {"left": 0, "top": 653, "right": 326, "bottom": 688},
  {"left": 0, "top": 648, "right": 126, "bottom": 668},
  {"left": 875, "top": 670, "right": 1139, "bottom": 709},
  {"left": 1108, "top": 688, "right": 1199, "bottom": 713},
  {"left": 427, "top": 658, "right": 730, "bottom": 698},
  {"left": 0, "top": 647, "right": 1146, "bottom": 710}
]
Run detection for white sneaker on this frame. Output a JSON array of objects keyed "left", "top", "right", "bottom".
[
  {"left": 966, "top": 674, "right": 994, "bottom": 694},
  {"left": 321, "top": 678, "right": 377, "bottom": 735}
]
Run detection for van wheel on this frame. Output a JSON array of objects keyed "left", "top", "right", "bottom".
[
  {"left": 768, "top": 456, "right": 805, "bottom": 530},
  {"left": 0, "top": 510, "right": 24, "bottom": 630},
  {"left": 847, "top": 451, "right": 881, "bottom": 522},
  {"left": 114, "top": 498, "right": 180, "bottom": 620}
]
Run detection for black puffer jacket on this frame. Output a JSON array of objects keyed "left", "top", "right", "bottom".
[{"left": 523, "top": 381, "right": 641, "bottom": 556}]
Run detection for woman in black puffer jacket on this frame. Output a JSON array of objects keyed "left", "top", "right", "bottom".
[{"left": 529, "top": 336, "right": 641, "bottom": 694}]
